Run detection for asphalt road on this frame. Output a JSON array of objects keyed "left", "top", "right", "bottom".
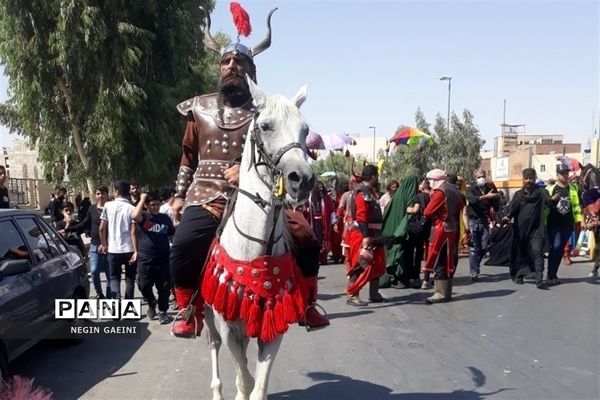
[{"left": 9, "top": 256, "right": 600, "bottom": 400}]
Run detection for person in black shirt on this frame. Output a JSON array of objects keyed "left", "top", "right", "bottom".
[
  {"left": 404, "top": 180, "right": 430, "bottom": 288},
  {"left": 63, "top": 185, "right": 111, "bottom": 298},
  {"left": 0, "top": 165, "right": 9, "bottom": 209},
  {"left": 132, "top": 191, "right": 175, "bottom": 324},
  {"left": 49, "top": 186, "right": 67, "bottom": 224},
  {"left": 546, "top": 164, "right": 581, "bottom": 285},
  {"left": 466, "top": 169, "right": 500, "bottom": 281}
]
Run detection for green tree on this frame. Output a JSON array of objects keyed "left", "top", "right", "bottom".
[
  {"left": 434, "top": 109, "right": 485, "bottom": 180},
  {"left": 311, "top": 151, "right": 368, "bottom": 182},
  {"left": 0, "top": 0, "right": 219, "bottom": 195},
  {"left": 383, "top": 107, "right": 485, "bottom": 183}
]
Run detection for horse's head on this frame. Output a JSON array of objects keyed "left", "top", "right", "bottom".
[{"left": 246, "top": 76, "right": 315, "bottom": 202}]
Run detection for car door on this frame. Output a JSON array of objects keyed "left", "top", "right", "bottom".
[
  {"left": 34, "top": 215, "right": 82, "bottom": 301},
  {"left": 13, "top": 216, "right": 66, "bottom": 322},
  {"left": 0, "top": 218, "right": 41, "bottom": 360}
]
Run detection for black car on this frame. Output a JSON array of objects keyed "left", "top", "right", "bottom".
[{"left": 0, "top": 210, "right": 89, "bottom": 380}]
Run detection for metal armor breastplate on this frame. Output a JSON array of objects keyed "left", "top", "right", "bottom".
[{"left": 177, "top": 93, "right": 256, "bottom": 207}]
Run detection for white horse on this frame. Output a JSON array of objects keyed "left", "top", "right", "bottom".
[{"left": 202, "top": 77, "right": 314, "bottom": 400}]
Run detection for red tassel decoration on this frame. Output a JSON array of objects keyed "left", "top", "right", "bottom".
[
  {"left": 292, "top": 286, "right": 305, "bottom": 319},
  {"left": 213, "top": 273, "right": 229, "bottom": 313},
  {"left": 282, "top": 290, "right": 296, "bottom": 323},
  {"left": 274, "top": 294, "right": 287, "bottom": 334},
  {"left": 226, "top": 283, "right": 241, "bottom": 321},
  {"left": 201, "top": 266, "right": 220, "bottom": 304},
  {"left": 246, "top": 297, "right": 262, "bottom": 337},
  {"left": 240, "top": 289, "right": 252, "bottom": 322},
  {"left": 230, "top": 2, "right": 252, "bottom": 38},
  {"left": 259, "top": 300, "right": 277, "bottom": 343}
]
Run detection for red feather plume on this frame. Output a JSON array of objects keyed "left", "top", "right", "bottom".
[{"left": 230, "top": 2, "right": 252, "bottom": 38}]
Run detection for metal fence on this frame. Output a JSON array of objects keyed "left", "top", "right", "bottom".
[{"left": 8, "top": 177, "right": 30, "bottom": 205}]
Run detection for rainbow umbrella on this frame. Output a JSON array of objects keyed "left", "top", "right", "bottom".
[{"left": 389, "top": 127, "right": 433, "bottom": 146}]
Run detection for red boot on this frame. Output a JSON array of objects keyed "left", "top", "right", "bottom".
[
  {"left": 171, "top": 287, "right": 203, "bottom": 338},
  {"left": 299, "top": 276, "right": 330, "bottom": 330}
]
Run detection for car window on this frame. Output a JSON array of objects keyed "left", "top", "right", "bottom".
[
  {"left": 14, "top": 217, "right": 58, "bottom": 263},
  {"left": 35, "top": 217, "right": 69, "bottom": 254},
  {"left": 0, "top": 219, "right": 31, "bottom": 265}
]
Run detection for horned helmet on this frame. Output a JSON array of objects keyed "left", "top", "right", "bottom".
[{"left": 202, "top": 2, "right": 277, "bottom": 81}]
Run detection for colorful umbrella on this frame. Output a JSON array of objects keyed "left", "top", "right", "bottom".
[
  {"left": 389, "top": 127, "right": 433, "bottom": 146},
  {"left": 320, "top": 133, "right": 354, "bottom": 150},
  {"left": 307, "top": 131, "right": 325, "bottom": 150}
]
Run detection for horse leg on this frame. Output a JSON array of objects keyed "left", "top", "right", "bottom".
[
  {"left": 220, "top": 321, "right": 254, "bottom": 400},
  {"left": 249, "top": 336, "right": 283, "bottom": 400},
  {"left": 204, "top": 306, "right": 224, "bottom": 400}
]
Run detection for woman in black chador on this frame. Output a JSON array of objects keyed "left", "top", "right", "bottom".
[{"left": 503, "top": 168, "right": 556, "bottom": 289}]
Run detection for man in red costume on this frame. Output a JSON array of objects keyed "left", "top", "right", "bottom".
[
  {"left": 422, "top": 168, "right": 465, "bottom": 303},
  {"left": 345, "top": 165, "right": 387, "bottom": 306},
  {"left": 308, "top": 181, "right": 335, "bottom": 264},
  {"left": 169, "top": 6, "right": 328, "bottom": 338}
]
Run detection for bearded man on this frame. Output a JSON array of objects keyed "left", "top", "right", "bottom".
[
  {"left": 169, "top": 7, "right": 328, "bottom": 338},
  {"left": 421, "top": 169, "right": 465, "bottom": 303},
  {"left": 503, "top": 168, "right": 555, "bottom": 289}
]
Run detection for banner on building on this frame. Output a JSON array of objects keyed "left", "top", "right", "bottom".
[{"left": 494, "top": 157, "right": 509, "bottom": 180}]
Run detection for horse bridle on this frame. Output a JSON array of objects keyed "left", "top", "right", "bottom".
[{"left": 228, "top": 112, "right": 306, "bottom": 254}]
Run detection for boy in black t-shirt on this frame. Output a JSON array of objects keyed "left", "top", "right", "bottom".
[{"left": 132, "top": 192, "right": 176, "bottom": 324}]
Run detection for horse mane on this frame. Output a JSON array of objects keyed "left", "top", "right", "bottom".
[{"left": 263, "top": 94, "right": 304, "bottom": 122}]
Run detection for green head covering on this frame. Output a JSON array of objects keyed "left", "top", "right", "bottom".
[{"left": 380, "top": 175, "right": 418, "bottom": 287}]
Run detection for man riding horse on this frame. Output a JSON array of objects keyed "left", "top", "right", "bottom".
[{"left": 169, "top": 4, "right": 329, "bottom": 338}]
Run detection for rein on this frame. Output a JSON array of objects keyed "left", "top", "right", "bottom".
[{"left": 224, "top": 112, "right": 304, "bottom": 255}]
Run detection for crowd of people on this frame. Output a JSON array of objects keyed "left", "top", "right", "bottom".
[
  {"left": 0, "top": 2, "right": 597, "bottom": 342},
  {"left": 8, "top": 152, "right": 593, "bottom": 340},
  {"left": 304, "top": 161, "right": 599, "bottom": 306},
  {"left": 44, "top": 181, "right": 178, "bottom": 326}
]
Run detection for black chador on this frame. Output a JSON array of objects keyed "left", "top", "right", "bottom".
[{"left": 506, "top": 185, "right": 552, "bottom": 284}]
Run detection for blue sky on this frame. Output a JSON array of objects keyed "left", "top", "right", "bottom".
[{"left": 0, "top": 0, "right": 598, "bottom": 150}]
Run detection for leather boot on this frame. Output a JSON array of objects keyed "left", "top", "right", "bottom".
[
  {"left": 299, "top": 276, "right": 330, "bottom": 330},
  {"left": 368, "top": 279, "right": 387, "bottom": 303},
  {"left": 171, "top": 287, "right": 203, "bottom": 338},
  {"left": 426, "top": 280, "right": 448, "bottom": 304}
]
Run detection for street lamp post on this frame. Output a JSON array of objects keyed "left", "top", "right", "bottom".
[
  {"left": 440, "top": 76, "right": 452, "bottom": 132},
  {"left": 369, "top": 126, "right": 376, "bottom": 162}
]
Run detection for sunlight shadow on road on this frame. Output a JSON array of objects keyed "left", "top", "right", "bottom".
[
  {"left": 269, "top": 371, "right": 514, "bottom": 400},
  {"left": 327, "top": 310, "right": 374, "bottom": 320},
  {"left": 451, "top": 289, "right": 515, "bottom": 302},
  {"left": 318, "top": 293, "right": 345, "bottom": 301}
]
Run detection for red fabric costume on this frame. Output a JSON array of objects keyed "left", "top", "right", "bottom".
[
  {"left": 308, "top": 192, "right": 334, "bottom": 264},
  {"left": 329, "top": 195, "right": 344, "bottom": 263},
  {"left": 201, "top": 241, "right": 307, "bottom": 343},
  {"left": 422, "top": 182, "right": 464, "bottom": 278},
  {"left": 338, "top": 190, "right": 353, "bottom": 272},
  {"left": 345, "top": 185, "right": 386, "bottom": 296}
]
